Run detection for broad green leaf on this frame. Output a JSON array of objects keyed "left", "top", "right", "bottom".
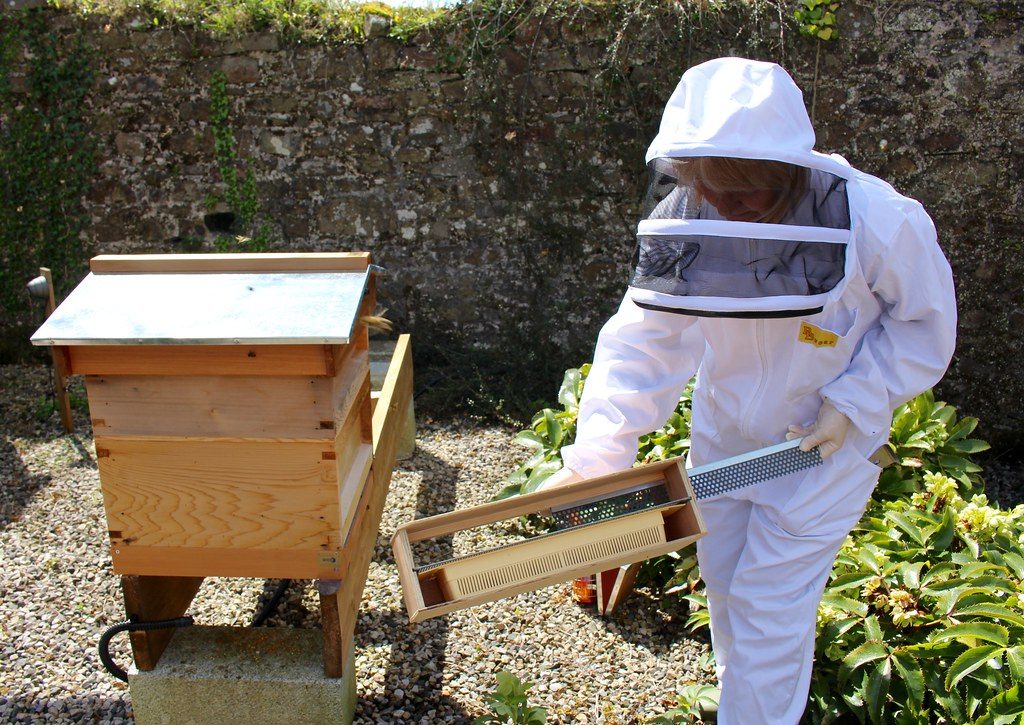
[
  {"left": 821, "top": 592, "right": 870, "bottom": 617},
  {"left": 557, "top": 368, "right": 581, "bottom": 408},
  {"left": 946, "top": 416, "right": 979, "bottom": 439},
  {"left": 892, "top": 651, "right": 926, "bottom": 710},
  {"left": 945, "top": 645, "right": 1003, "bottom": 690},
  {"left": 899, "top": 640, "right": 964, "bottom": 659},
  {"left": 841, "top": 641, "right": 890, "bottom": 687},
  {"left": 543, "top": 409, "right": 563, "bottom": 448},
  {"left": 865, "top": 615, "right": 884, "bottom": 643},
  {"left": 887, "top": 511, "right": 928, "bottom": 546},
  {"left": 957, "top": 604, "right": 1024, "bottom": 629},
  {"left": 947, "top": 439, "right": 990, "bottom": 454},
  {"left": 921, "top": 562, "right": 958, "bottom": 587},
  {"left": 983, "top": 683, "right": 1024, "bottom": 721},
  {"left": 1002, "top": 553, "right": 1024, "bottom": 579},
  {"left": 932, "top": 505, "right": 957, "bottom": 550},
  {"left": 866, "top": 658, "right": 891, "bottom": 725},
  {"left": 492, "top": 483, "right": 524, "bottom": 501},
  {"left": 1006, "top": 646, "right": 1024, "bottom": 683},
  {"left": 513, "top": 430, "right": 546, "bottom": 449},
  {"left": 899, "top": 561, "right": 925, "bottom": 590},
  {"left": 828, "top": 571, "right": 877, "bottom": 593},
  {"left": 930, "top": 622, "right": 1009, "bottom": 647},
  {"left": 822, "top": 616, "right": 863, "bottom": 642},
  {"left": 522, "top": 460, "right": 564, "bottom": 493}
]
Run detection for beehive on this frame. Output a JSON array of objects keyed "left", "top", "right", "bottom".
[{"left": 31, "top": 253, "right": 389, "bottom": 580}]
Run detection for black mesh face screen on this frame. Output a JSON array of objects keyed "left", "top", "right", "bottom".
[
  {"left": 631, "top": 234, "right": 846, "bottom": 299},
  {"left": 632, "top": 159, "right": 851, "bottom": 309},
  {"left": 641, "top": 157, "right": 851, "bottom": 229}
]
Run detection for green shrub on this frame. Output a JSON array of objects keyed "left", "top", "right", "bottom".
[
  {"left": 804, "top": 474, "right": 1024, "bottom": 724},
  {"left": 875, "top": 390, "right": 988, "bottom": 502},
  {"left": 475, "top": 671, "right": 547, "bottom": 725}
]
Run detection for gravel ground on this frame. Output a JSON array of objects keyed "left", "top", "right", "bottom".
[{"left": 0, "top": 364, "right": 714, "bottom": 724}]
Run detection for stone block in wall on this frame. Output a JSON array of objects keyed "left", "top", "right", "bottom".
[
  {"left": 223, "top": 32, "right": 281, "bottom": 54},
  {"left": 115, "top": 132, "right": 146, "bottom": 161},
  {"left": 259, "top": 131, "right": 304, "bottom": 157},
  {"left": 221, "top": 56, "right": 260, "bottom": 84}
]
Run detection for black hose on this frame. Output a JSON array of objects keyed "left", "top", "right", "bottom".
[
  {"left": 250, "top": 579, "right": 292, "bottom": 627},
  {"left": 98, "top": 616, "right": 194, "bottom": 682},
  {"left": 98, "top": 578, "right": 292, "bottom": 682}
]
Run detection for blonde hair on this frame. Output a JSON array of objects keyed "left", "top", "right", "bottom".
[{"left": 671, "top": 157, "right": 807, "bottom": 223}]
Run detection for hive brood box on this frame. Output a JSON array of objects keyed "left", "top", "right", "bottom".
[{"left": 31, "top": 253, "right": 385, "bottom": 580}]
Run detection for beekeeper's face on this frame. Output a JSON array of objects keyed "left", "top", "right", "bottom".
[{"left": 694, "top": 180, "right": 779, "bottom": 223}]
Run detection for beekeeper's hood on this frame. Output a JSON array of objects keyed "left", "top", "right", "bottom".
[{"left": 630, "top": 57, "right": 856, "bottom": 318}]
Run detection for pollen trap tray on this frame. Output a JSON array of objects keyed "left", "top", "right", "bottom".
[{"left": 393, "top": 439, "right": 821, "bottom": 621}]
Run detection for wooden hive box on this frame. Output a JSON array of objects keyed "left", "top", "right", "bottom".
[
  {"left": 31, "top": 253, "right": 385, "bottom": 580},
  {"left": 392, "top": 457, "right": 706, "bottom": 622}
]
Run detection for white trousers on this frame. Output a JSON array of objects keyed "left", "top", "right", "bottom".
[{"left": 693, "top": 440, "right": 882, "bottom": 725}]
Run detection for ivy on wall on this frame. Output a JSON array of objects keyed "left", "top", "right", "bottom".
[
  {"left": 0, "top": 9, "right": 96, "bottom": 355},
  {"left": 207, "top": 70, "right": 271, "bottom": 252}
]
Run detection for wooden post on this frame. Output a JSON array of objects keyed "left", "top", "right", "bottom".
[
  {"left": 121, "top": 575, "right": 205, "bottom": 670},
  {"left": 39, "top": 268, "right": 74, "bottom": 434}
]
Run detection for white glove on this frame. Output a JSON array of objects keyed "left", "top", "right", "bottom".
[
  {"left": 787, "top": 400, "right": 851, "bottom": 460},
  {"left": 536, "top": 466, "right": 583, "bottom": 492}
]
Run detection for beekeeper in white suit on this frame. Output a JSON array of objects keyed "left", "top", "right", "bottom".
[{"left": 540, "top": 57, "right": 957, "bottom": 723}]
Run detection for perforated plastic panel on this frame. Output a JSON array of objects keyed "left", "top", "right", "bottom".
[
  {"left": 690, "top": 440, "right": 822, "bottom": 500},
  {"left": 552, "top": 485, "right": 669, "bottom": 531}
]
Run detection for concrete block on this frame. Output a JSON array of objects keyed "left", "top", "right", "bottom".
[{"left": 129, "top": 626, "right": 355, "bottom": 725}]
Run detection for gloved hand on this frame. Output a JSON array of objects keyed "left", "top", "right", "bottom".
[
  {"left": 536, "top": 466, "right": 583, "bottom": 492},
  {"left": 786, "top": 400, "right": 851, "bottom": 460}
]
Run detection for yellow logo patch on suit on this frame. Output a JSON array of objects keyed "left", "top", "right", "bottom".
[{"left": 798, "top": 321, "right": 839, "bottom": 348}]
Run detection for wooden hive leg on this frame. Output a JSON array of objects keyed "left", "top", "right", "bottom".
[
  {"left": 121, "top": 575, "right": 204, "bottom": 671},
  {"left": 318, "top": 454, "right": 396, "bottom": 678}
]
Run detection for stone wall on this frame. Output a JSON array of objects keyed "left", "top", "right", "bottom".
[{"left": 7, "top": 1, "right": 1024, "bottom": 446}]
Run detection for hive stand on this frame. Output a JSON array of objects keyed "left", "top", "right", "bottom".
[{"left": 31, "top": 253, "right": 414, "bottom": 680}]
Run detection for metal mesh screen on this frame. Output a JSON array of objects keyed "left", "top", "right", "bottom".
[
  {"left": 552, "top": 485, "right": 670, "bottom": 531},
  {"left": 690, "top": 444, "right": 822, "bottom": 500}
]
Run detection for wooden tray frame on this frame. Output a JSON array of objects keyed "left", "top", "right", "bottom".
[{"left": 392, "top": 458, "right": 706, "bottom": 623}]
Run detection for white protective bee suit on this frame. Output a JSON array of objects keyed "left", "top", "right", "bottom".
[{"left": 556, "top": 58, "right": 957, "bottom": 724}]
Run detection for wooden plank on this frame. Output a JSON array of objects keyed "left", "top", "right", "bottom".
[
  {"left": 90, "top": 252, "right": 371, "bottom": 274},
  {"left": 392, "top": 529, "right": 425, "bottom": 620},
  {"left": 320, "top": 334, "right": 411, "bottom": 677},
  {"left": 68, "top": 344, "right": 336, "bottom": 377},
  {"left": 371, "top": 335, "right": 412, "bottom": 453},
  {"left": 86, "top": 374, "right": 342, "bottom": 439},
  {"left": 97, "top": 437, "right": 339, "bottom": 554},
  {"left": 336, "top": 437, "right": 374, "bottom": 545},
  {"left": 392, "top": 456, "right": 705, "bottom": 623},
  {"left": 402, "top": 468, "right": 673, "bottom": 543},
  {"left": 603, "top": 562, "right": 641, "bottom": 615},
  {"left": 354, "top": 274, "right": 376, "bottom": 352},
  {"left": 40, "top": 268, "right": 74, "bottom": 433},
  {"left": 331, "top": 351, "right": 371, "bottom": 437},
  {"left": 406, "top": 514, "right": 703, "bottom": 623},
  {"left": 317, "top": 580, "right": 344, "bottom": 678},
  {"left": 121, "top": 575, "right": 204, "bottom": 670},
  {"left": 112, "top": 545, "right": 344, "bottom": 579}
]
